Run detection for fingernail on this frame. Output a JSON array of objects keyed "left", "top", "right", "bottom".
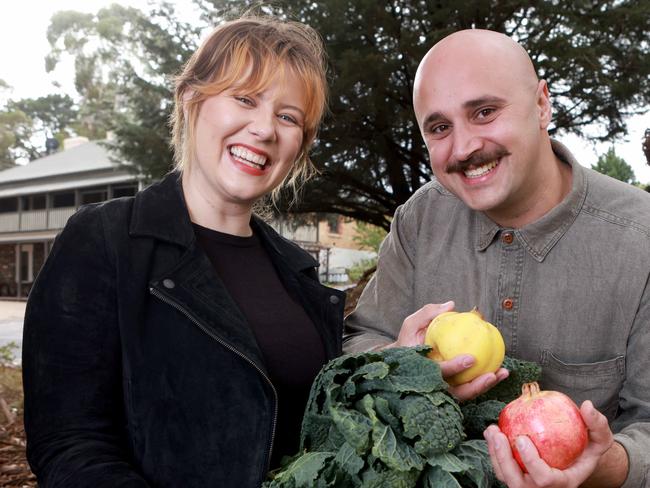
[
  {"left": 462, "top": 356, "right": 474, "bottom": 368},
  {"left": 442, "top": 300, "right": 454, "bottom": 306},
  {"left": 516, "top": 437, "right": 527, "bottom": 452},
  {"left": 484, "top": 377, "right": 496, "bottom": 389}
]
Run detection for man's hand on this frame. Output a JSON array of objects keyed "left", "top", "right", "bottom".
[
  {"left": 483, "top": 400, "right": 621, "bottom": 488},
  {"left": 384, "top": 301, "right": 508, "bottom": 401},
  {"left": 441, "top": 359, "right": 509, "bottom": 401},
  {"left": 389, "top": 301, "right": 455, "bottom": 348}
]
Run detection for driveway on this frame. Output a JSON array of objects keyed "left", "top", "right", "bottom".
[{"left": 0, "top": 300, "right": 26, "bottom": 365}]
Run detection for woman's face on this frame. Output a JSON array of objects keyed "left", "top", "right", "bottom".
[{"left": 184, "top": 70, "right": 306, "bottom": 211}]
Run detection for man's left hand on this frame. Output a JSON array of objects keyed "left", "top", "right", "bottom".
[{"left": 483, "top": 400, "right": 614, "bottom": 488}]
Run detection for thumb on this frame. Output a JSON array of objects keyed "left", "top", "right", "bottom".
[
  {"left": 398, "top": 301, "right": 455, "bottom": 346},
  {"left": 581, "top": 401, "right": 613, "bottom": 455}
]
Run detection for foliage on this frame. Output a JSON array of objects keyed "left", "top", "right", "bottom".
[
  {"left": 265, "top": 347, "right": 541, "bottom": 487},
  {"left": 591, "top": 147, "right": 637, "bottom": 184},
  {"left": 473, "top": 356, "right": 543, "bottom": 405},
  {"left": 347, "top": 258, "right": 377, "bottom": 283},
  {"left": 0, "top": 108, "right": 33, "bottom": 168},
  {"left": 45, "top": 3, "right": 202, "bottom": 178},
  {"left": 46, "top": 0, "right": 650, "bottom": 228},
  {"left": 0, "top": 341, "right": 18, "bottom": 366},
  {"left": 353, "top": 222, "right": 388, "bottom": 253},
  {"left": 644, "top": 129, "right": 650, "bottom": 166},
  {"left": 0, "top": 79, "right": 82, "bottom": 165}
]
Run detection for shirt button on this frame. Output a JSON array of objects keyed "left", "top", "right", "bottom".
[
  {"left": 502, "top": 298, "right": 514, "bottom": 310},
  {"left": 329, "top": 295, "right": 340, "bottom": 305},
  {"left": 162, "top": 279, "right": 175, "bottom": 289},
  {"left": 502, "top": 232, "right": 514, "bottom": 245}
]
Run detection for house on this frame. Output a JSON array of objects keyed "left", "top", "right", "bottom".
[
  {"left": 0, "top": 138, "right": 141, "bottom": 298},
  {"left": 0, "top": 139, "right": 376, "bottom": 298}
]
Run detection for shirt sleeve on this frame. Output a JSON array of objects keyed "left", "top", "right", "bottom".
[
  {"left": 612, "top": 275, "right": 650, "bottom": 487},
  {"left": 343, "top": 201, "right": 418, "bottom": 353},
  {"left": 22, "top": 205, "right": 150, "bottom": 487}
]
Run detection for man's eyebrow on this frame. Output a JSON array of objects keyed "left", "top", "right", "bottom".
[
  {"left": 462, "top": 95, "right": 507, "bottom": 111},
  {"left": 422, "top": 111, "right": 445, "bottom": 128},
  {"left": 422, "top": 96, "right": 507, "bottom": 128}
]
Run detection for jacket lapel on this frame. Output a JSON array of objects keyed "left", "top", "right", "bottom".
[
  {"left": 131, "top": 173, "right": 269, "bottom": 375},
  {"left": 149, "top": 244, "right": 269, "bottom": 376}
]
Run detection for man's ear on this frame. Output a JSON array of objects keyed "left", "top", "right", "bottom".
[{"left": 536, "top": 80, "right": 552, "bottom": 129}]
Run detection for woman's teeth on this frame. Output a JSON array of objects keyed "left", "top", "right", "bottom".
[
  {"left": 230, "top": 146, "right": 268, "bottom": 168},
  {"left": 464, "top": 160, "right": 498, "bottom": 178}
]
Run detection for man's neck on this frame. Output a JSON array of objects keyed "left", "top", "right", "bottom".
[{"left": 486, "top": 150, "right": 573, "bottom": 229}]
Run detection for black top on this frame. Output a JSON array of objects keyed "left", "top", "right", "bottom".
[{"left": 193, "top": 223, "right": 326, "bottom": 468}]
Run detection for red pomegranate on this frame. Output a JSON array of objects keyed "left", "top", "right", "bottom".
[{"left": 498, "top": 382, "right": 588, "bottom": 471}]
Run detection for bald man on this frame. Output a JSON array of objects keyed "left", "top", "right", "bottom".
[{"left": 345, "top": 30, "right": 650, "bottom": 487}]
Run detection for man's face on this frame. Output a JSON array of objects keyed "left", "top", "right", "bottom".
[{"left": 413, "top": 37, "right": 551, "bottom": 225}]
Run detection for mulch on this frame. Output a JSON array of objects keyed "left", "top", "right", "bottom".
[
  {"left": 0, "top": 272, "right": 374, "bottom": 487},
  {"left": 0, "top": 416, "right": 35, "bottom": 487}
]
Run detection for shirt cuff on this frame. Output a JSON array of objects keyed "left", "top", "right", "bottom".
[
  {"left": 342, "top": 334, "right": 392, "bottom": 354},
  {"left": 614, "top": 432, "right": 649, "bottom": 488}
]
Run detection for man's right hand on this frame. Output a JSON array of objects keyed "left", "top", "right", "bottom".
[
  {"left": 388, "top": 301, "right": 456, "bottom": 348},
  {"left": 384, "top": 301, "right": 508, "bottom": 401}
]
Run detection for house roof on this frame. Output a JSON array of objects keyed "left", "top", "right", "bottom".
[
  {"left": 0, "top": 141, "right": 138, "bottom": 197},
  {"left": 0, "top": 141, "right": 124, "bottom": 184}
]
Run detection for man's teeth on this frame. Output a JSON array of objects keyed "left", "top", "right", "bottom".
[
  {"left": 230, "top": 146, "right": 268, "bottom": 168},
  {"left": 464, "top": 160, "right": 498, "bottom": 178}
]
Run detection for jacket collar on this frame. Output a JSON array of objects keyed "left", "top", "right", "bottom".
[
  {"left": 475, "top": 139, "right": 587, "bottom": 262},
  {"left": 130, "top": 172, "right": 195, "bottom": 248},
  {"left": 130, "top": 172, "right": 318, "bottom": 272}
]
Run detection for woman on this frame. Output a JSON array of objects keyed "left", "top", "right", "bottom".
[{"left": 22, "top": 15, "right": 344, "bottom": 487}]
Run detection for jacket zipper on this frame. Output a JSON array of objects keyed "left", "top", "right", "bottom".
[{"left": 149, "top": 286, "right": 278, "bottom": 483}]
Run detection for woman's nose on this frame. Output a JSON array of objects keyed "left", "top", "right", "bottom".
[{"left": 248, "top": 112, "right": 277, "bottom": 142}]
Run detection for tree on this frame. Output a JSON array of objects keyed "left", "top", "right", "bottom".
[
  {"left": 47, "top": 0, "right": 650, "bottom": 229},
  {"left": 0, "top": 108, "right": 33, "bottom": 168},
  {"left": 644, "top": 129, "right": 650, "bottom": 166},
  {"left": 45, "top": 3, "right": 201, "bottom": 178},
  {"left": 592, "top": 147, "right": 636, "bottom": 184}
]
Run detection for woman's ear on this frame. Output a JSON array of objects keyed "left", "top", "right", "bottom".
[{"left": 181, "top": 89, "right": 195, "bottom": 118}]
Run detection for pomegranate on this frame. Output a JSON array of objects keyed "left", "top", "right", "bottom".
[{"left": 498, "top": 382, "right": 588, "bottom": 472}]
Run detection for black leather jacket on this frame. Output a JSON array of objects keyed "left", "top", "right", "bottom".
[{"left": 22, "top": 173, "right": 345, "bottom": 487}]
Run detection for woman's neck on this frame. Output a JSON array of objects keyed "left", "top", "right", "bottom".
[{"left": 181, "top": 172, "right": 254, "bottom": 237}]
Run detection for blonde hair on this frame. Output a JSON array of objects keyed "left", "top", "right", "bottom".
[{"left": 170, "top": 15, "right": 328, "bottom": 204}]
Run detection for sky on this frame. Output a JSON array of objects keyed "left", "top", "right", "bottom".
[{"left": 1, "top": 1, "right": 649, "bottom": 181}]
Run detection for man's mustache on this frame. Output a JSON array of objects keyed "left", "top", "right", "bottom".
[{"left": 445, "top": 147, "right": 511, "bottom": 174}]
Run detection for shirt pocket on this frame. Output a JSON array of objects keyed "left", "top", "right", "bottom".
[{"left": 539, "top": 350, "right": 625, "bottom": 421}]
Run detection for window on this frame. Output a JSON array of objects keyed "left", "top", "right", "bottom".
[
  {"left": 20, "top": 194, "right": 46, "bottom": 210},
  {"left": 326, "top": 214, "right": 341, "bottom": 234},
  {"left": 52, "top": 192, "right": 75, "bottom": 208},
  {"left": 112, "top": 185, "right": 137, "bottom": 198},
  {"left": 81, "top": 189, "right": 107, "bottom": 205},
  {"left": 16, "top": 244, "right": 34, "bottom": 283},
  {"left": 0, "top": 197, "right": 18, "bottom": 213}
]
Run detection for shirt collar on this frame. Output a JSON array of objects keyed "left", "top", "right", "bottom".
[{"left": 475, "top": 140, "right": 588, "bottom": 262}]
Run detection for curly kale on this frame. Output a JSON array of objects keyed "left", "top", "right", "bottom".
[
  {"left": 459, "top": 355, "right": 542, "bottom": 439},
  {"left": 475, "top": 355, "right": 542, "bottom": 404},
  {"left": 461, "top": 400, "right": 506, "bottom": 438},
  {"left": 267, "top": 347, "right": 497, "bottom": 488}
]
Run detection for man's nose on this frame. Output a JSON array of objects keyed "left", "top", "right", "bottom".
[{"left": 451, "top": 122, "right": 482, "bottom": 163}]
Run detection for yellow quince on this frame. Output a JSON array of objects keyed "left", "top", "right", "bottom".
[{"left": 424, "top": 308, "right": 505, "bottom": 386}]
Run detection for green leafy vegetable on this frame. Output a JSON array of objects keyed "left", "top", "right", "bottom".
[{"left": 264, "top": 348, "right": 541, "bottom": 487}]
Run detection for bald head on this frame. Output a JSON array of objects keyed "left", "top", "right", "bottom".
[
  {"left": 413, "top": 29, "right": 540, "bottom": 122},
  {"left": 415, "top": 29, "right": 538, "bottom": 92}
]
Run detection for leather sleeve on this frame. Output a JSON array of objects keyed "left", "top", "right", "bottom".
[{"left": 22, "top": 204, "right": 149, "bottom": 487}]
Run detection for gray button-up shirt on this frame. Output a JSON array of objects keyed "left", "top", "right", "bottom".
[{"left": 345, "top": 141, "right": 650, "bottom": 486}]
